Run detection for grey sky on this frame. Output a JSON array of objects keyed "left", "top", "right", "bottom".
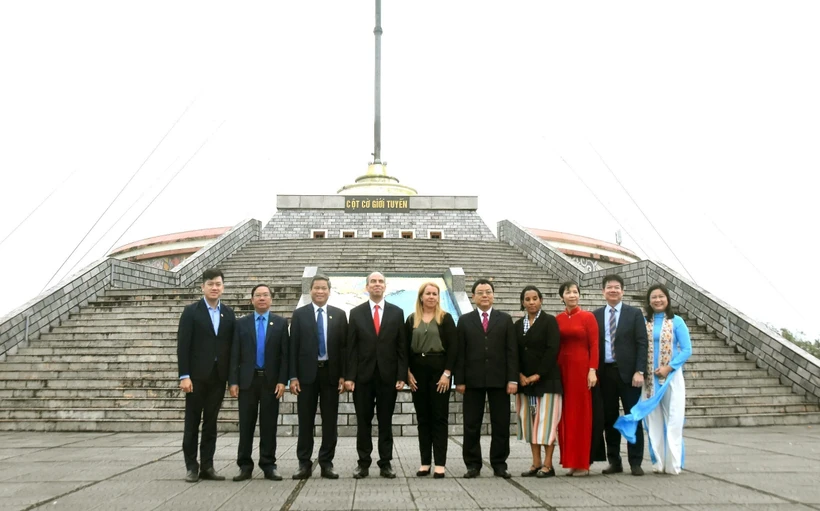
[{"left": 1, "top": 1, "right": 818, "bottom": 338}]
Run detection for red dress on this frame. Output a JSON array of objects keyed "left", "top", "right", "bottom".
[{"left": 556, "top": 306, "right": 599, "bottom": 470}]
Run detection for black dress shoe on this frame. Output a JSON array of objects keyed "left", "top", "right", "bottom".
[
  {"left": 320, "top": 467, "right": 340, "bottom": 479},
  {"left": 199, "top": 467, "right": 225, "bottom": 481},
  {"left": 463, "top": 468, "right": 480, "bottom": 479},
  {"left": 433, "top": 471, "right": 446, "bottom": 479},
  {"left": 264, "top": 469, "right": 283, "bottom": 481},
  {"left": 630, "top": 465, "right": 644, "bottom": 476},
  {"left": 292, "top": 467, "right": 312, "bottom": 480},
  {"left": 353, "top": 466, "right": 369, "bottom": 479},
  {"left": 493, "top": 469, "right": 512, "bottom": 479},
  {"left": 380, "top": 465, "right": 396, "bottom": 479},
  {"left": 416, "top": 468, "right": 431, "bottom": 477},
  {"left": 185, "top": 469, "right": 199, "bottom": 483},
  {"left": 602, "top": 463, "right": 623, "bottom": 474},
  {"left": 233, "top": 469, "right": 253, "bottom": 482},
  {"left": 521, "top": 466, "right": 541, "bottom": 477},
  {"left": 536, "top": 467, "right": 556, "bottom": 478}
]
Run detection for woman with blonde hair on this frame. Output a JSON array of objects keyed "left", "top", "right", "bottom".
[{"left": 405, "top": 282, "right": 458, "bottom": 478}]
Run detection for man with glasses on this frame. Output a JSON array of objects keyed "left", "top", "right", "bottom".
[
  {"left": 455, "top": 278, "right": 518, "bottom": 479},
  {"left": 228, "top": 284, "right": 289, "bottom": 482}
]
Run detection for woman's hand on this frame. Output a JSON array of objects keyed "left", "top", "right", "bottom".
[
  {"left": 407, "top": 370, "right": 418, "bottom": 392},
  {"left": 587, "top": 369, "right": 597, "bottom": 389},
  {"left": 519, "top": 373, "right": 528, "bottom": 387},
  {"left": 654, "top": 365, "right": 673, "bottom": 378},
  {"left": 436, "top": 374, "right": 450, "bottom": 393}
]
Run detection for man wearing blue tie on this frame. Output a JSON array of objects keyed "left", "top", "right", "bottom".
[
  {"left": 228, "top": 284, "right": 289, "bottom": 481},
  {"left": 289, "top": 275, "right": 348, "bottom": 479}
]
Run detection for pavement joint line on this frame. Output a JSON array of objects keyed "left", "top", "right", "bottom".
[
  {"left": 279, "top": 459, "right": 316, "bottom": 511},
  {"left": 683, "top": 465, "right": 815, "bottom": 508},
  {"left": 449, "top": 436, "right": 556, "bottom": 511},
  {"left": 399, "top": 455, "right": 419, "bottom": 511},
  {"left": 684, "top": 430, "right": 820, "bottom": 463},
  {"left": 22, "top": 444, "right": 182, "bottom": 511}
]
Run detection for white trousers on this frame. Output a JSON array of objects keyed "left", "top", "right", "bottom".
[{"left": 644, "top": 369, "right": 685, "bottom": 474}]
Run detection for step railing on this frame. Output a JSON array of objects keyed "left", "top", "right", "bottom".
[
  {"left": 498, "top": 219, "right": 820, "bottom": 403},
  {"left": 0, "top": 219, "right": 260, "bottom": 361}
]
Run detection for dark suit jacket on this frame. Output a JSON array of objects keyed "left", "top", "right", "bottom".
[
  {"left": 404, "top": 312, "right": 458, "bottom": 372},
  {"left": 454, "top": 308, "right": 518, "bottom": 389},
  {"left": 515, "top": 311, "right": 562, "bottom": 396},
  {"left": 177, "top": 299, "right": 236, "bottom": 382},
  {"left": 346, "top": 301, "right": 407, "bottom": 385},
  {"left": 594, "top": 303, "right": 648, "bottom": 384},
  {"left": 290, "top": 303, "right": 348, "bottom": 385},
  {"left": 228, "top": 311, "right": 289, "bottom": 390}
]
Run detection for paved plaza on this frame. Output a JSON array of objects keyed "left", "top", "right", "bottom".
[{"left": 0, "top": 425, "right": 818, "bottom": 511}]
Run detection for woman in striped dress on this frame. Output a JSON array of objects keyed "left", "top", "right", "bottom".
[{"left": 515, "top": 285, "right": 563, "bottom": 478}]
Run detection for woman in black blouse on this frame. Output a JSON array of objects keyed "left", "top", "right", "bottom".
[
  {"left": 405, "top": 281, "right": 457, "bottom": 478},
  {"left": 516, "top": 285, "right": 562, "bottom": 478}
]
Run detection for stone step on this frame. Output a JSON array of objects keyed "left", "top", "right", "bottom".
[
  {"left": 9, "top": 355, "right": 178, "bottom": 363},
  {"left": 686, "top": 375, "right": 781, "bottom": 387},
  {"left": 686, "top": 403, "right": 820, "bottom": 416},
  {"left": 35, "top": 336, "right": 176, "bottom": 345},
  {"left": 684, "top": 412, "right": 820, "bottom": 427},
  {"left": 0, "top": 378, "right": 183, "bottom": 389},
  {"left": 687, "top": 394, "right": 809, "bottom": 407},
  {"left": 686, "top": 384, "right": 786, "bottom": 396}
]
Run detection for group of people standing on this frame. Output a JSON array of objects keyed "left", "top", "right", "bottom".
[{"left": 176, "top": 268, "right": 691, "bottom": 484}]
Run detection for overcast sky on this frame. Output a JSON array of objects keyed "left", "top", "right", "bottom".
[{"left": 1, "top": 1, "right": 818, "bottom": 339}]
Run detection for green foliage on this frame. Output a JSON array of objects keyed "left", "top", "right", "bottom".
[{"left": 776, "top": 327, "right": 820, "bottom": 359}]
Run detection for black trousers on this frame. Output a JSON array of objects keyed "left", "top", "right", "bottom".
[
  {"left": 462, "top": 387, "right": 510, "bottom": 472},
  {"left": 410, "top": 354, "right": 450, "bottom": 466},
  {"left": 601, "top": 363, "right": 643, "bottom": 467},
  {"left": 296, "top": 363, "right": 340, "bottom": 469},
  {"left": 352, "top": 376, "right": 397, "bottom": 469},
  {"left": 236, "top": 372, "right": 280, "bottom": 471},
  {"left": 182, "top": 364, "right": 225, "bottom": 471}
]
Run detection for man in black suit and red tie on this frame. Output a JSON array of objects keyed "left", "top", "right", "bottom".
[
  {"left": 228, "top": 284, "right": 289, "bottom": 482},
  {"left": 593, "top": 274, "right": 647, "bottom": 476},
  {"left": 455, "top": 278, "right": 518, "bottom": 479},
  {"left": 289, "top": 275, "right": 348, "bottom": 480},
  {"left": 344, "top": 271, "right": 408, "bottom": 479},
  {"left": 177, "top": 268, "right": 236, "bottom": 483}
]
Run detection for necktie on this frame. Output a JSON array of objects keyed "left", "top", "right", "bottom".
[
  {"left": 256, "top": 315, "right": 266, "bottom": 369},
  {"left": 482, "top": 311, "right": 489, "bottom": 332},
  {"left": 609, "top": 307, "right": 617, "bottom": 360},
  {"left": 373, "top": 305, "right": 381, "bottom": 335},
  {"left": 317, "top": 307, "right": 327, "bottom": 358}
]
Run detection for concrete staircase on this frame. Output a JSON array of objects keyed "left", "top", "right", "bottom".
[{"left": 1, "top": 238, "right": 817, "bottom": 431}]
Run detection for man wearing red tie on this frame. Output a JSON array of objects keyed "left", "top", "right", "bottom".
[{"left": 345, "top": 272, "right": 408, "bottom": 479}]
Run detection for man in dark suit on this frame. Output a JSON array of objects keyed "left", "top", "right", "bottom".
[
  {"left": 228, "top": 284, "right": 289, "bottom": 482},
  {"left": 289, "top": 275, "right": 348, "bottom": 480},
  {"left": 594, "top": 274, "right": 648, "bottom": 476},
  {"left": 344, "top": 271, "right": 407, "bottom": 479},
  {"left": 177, "top": 268, "right": 236, "bottom": 483},
  {"left": 455, "top": 278, "right": 518, "bottom": 479}
]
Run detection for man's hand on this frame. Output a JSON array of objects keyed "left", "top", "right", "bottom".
[
  {"left": 229, "top": 385, "right": 239, "bottom": 398},
  {"left": 337, "top": 378, "right": 345, "bottom": 395},
  {"left": 455, "top": 384, "right": 466, "bottom": 395},
  {"left": 632, "top": 372, "right": 644, "bottom": 387},
  {"left": 275, "top": 383, "right": 286, "bottom": 399},
  {"left": 290, "top": 379, "right": 301, "bottom": 395},
  {"left": 506, "top": 382, "right": 518, "bottom": 395},
  {"left": 179, "top": 377, "right": 193, "bottom": 394},
  {"left": 407, "top": 370, "right": 418, "bottom": 392},
  {"left": 345, "top": 380, "right": 355, "bottom": 392},
  {"left": 654, "top": 365, "right": 673, "bottom": 378},
  {"left": 395, "top": 380, "right": 405, "bottom": 391}
]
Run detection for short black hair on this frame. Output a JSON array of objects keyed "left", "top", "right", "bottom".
[
  {"left": 310, "top": 275, "right": 331, "bottom": 289},
  {"left": 519, "top": 285, "right": 543, "bottom": 311},
  {"left": 250, "top": 284, "right": 272, "bottom": 298},
  {"left": 471, "top": 278, "right": 494, "bottom": 294},
  {"left": 201, "top": 268, "right": 224, "bottom": 283},
  {"left": 602, "top": 274, "right": 624, "bottom": 289},
  {"left": 558, "top": 280, "right": 580, "bottom": 298},
  {"left": 645, "top": 283, "right": 674, "bottom": 320}
]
